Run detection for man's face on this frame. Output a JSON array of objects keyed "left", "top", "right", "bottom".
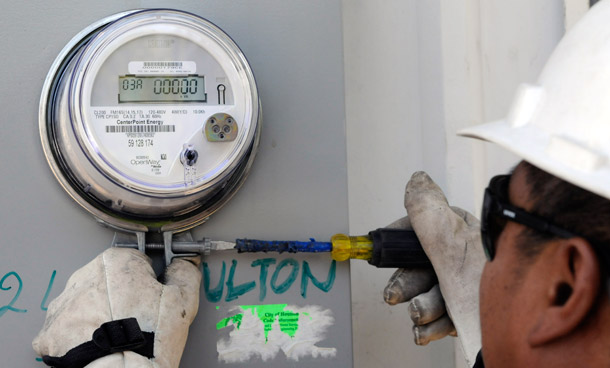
[{"left": 478, "top": 163, "right": 548, "bottom": 366}]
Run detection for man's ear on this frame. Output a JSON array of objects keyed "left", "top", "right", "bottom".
[{"left": 527, "top": 237, "right": 601, "bottom": 346}]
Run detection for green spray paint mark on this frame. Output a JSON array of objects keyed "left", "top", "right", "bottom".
[
  {"left": 216, "top": 313, "right": 244, "bottom": 330},
  {"left": 216, "top": 304, "right": 301, "bottom": 342}
]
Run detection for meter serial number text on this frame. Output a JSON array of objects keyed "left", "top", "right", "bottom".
[{"left": 127, "top": 139, "right": 154, "bottom": 148}]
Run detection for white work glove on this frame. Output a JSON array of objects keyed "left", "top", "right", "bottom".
[
  {"left": 383, "top": 172, "right": 485, "bottom": 366},
  {"left": 32, "top": 248, "right": 202, "bottom": 368}
]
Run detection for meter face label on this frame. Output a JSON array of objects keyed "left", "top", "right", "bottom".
[
  {"left": 81, "top": 33, "right": 246, "bottom": 189},
  {"left": 90, "top": 105, "right": 239, "bottom": 186}
]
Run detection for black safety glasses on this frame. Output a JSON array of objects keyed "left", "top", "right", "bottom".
[{"left": 480, "top": 175, "right": 576, "bottom": 261}]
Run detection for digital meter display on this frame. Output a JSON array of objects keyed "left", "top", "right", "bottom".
[
  {"left": 40, "top": 9, "right": 261, "bottom": 232},
  {"left": 118, "top": 75, "right": 207, "bottom": 103}
]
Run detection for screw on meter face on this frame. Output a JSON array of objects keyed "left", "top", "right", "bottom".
[{"left": 40, "top": 9, "right": 261, "bottom": 233}]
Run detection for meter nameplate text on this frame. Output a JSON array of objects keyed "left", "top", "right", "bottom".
[{"left": 90, "top": 106, "right": 239, "bottom": 185}]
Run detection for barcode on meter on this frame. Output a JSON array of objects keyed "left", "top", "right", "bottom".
[
  {"left": 143, "top": 62, "right": 183, "bottom": 68},
  {"left": 105, "top": 125, "right": 176, "bottom": 133},
  {"left": 128, "top": 61, "right": 196, "bottom": 74}
]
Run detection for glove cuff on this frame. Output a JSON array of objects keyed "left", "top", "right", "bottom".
[{"left": 41, "top": 318, "right": 155, "bottom": 368}]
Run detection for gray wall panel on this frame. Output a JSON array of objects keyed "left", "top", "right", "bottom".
[{"left": 0, "top": 1, "right": 350, "bottom": 366}]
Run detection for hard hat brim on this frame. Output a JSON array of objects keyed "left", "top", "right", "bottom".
[{"left": 459, "top": 120, "right": 610, "bottom": 200}]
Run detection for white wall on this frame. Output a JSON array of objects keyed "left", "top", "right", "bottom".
[
  {"left": 343, "top": 2, "right": 455, "bottom": 367},
  {"left": 344, "top": 0, "right": 567, "bottom": 366}
]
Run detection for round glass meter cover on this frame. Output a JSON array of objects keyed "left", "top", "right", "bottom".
[{"left": 71, "top": 10, "right": 257, "bottom": 194}]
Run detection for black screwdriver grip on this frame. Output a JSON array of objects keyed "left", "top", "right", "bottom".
[{"left": 368, "top": 228, "right": 431, "bottom": 268}]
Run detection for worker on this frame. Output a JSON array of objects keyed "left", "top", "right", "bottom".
[
  {"left": 31, "top": 1, "right": 610, "bottom": 367},
  {"left": 384, "top": 1, "right": 610, "bottom": 366}
]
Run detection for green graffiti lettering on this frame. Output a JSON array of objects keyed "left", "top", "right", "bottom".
[
  {"left": 40, "top": 270, "right": 57, "bottom": 311},
  {"left": 0, "top": 272, "right": 27, "bottom": 317},
  {"left": 226, "top": 260, "right": 256, "bottom": 302},
  {"left": 251, "top": 258, "right": 276, "bottom": 301},
  {"left": 301, "top": 260, "right": 336, "bottom": 298},
  {"left": 270, "top": 259, "right": 299, "bottom": 295},
  {"left": 203, "top": 261, "right": 226, "bottom": 303}
]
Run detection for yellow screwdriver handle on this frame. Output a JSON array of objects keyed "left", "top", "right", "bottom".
[{"left": 330, "top": 234, "right": 373, "bottom": 261}]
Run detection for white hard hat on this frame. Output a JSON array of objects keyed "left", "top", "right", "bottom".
[{"left": 460, "top": 0, "right": 610, "bottom": 200}]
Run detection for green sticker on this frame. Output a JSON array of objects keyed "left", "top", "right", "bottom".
[
  {"left": 216, "top": 313, "right": 244, "bottom": 330},
  {"left": 216, "top": 304, "right": 301, "bottom": 342}
]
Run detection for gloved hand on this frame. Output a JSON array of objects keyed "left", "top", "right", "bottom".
[
  {"left": 32, "top": 247, "right": 202, "bottom": 368},
  {"left": 383, "top": 172, "right": 485, "bottom": 366}
]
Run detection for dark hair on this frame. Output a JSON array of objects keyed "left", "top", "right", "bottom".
[{"left": 517, "top": 161, "right": 610, "bottom": 266}]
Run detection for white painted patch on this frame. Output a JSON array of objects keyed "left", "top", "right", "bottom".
[{"left": 216, "top": 304, "right": 337, "bottom": 363}]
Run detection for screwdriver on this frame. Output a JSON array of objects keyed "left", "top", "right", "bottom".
[
  {"left": 235, "top": 228, "right": 431, "bottom": 268},
  {"left": 116, "top": 228, "right": 431, "bottom": 268}
]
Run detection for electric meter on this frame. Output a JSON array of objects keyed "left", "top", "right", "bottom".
[{"left": 40, "top": 9, "right": 261, "bottom": 233}]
